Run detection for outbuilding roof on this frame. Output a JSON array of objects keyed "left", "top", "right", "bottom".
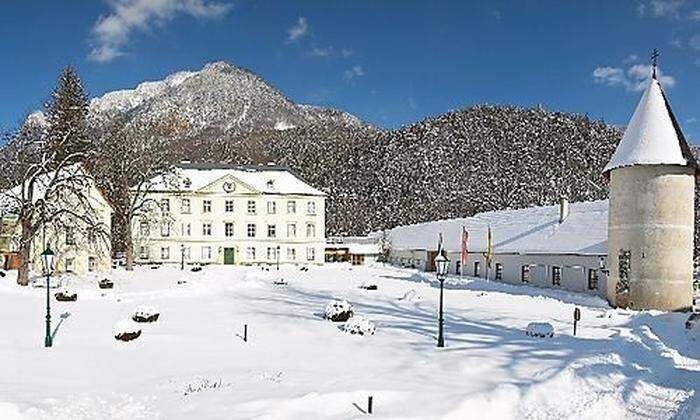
[{"left": 389, "top": 200, "right": 608, "bottom": 256}]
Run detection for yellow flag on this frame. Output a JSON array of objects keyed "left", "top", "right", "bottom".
[{"left": 485, "top": 225, "right": 493, "bottom": 268}]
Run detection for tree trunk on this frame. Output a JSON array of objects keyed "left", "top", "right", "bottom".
[
  {"left": 124, "top": 218, "right": 134, "bottom": 271},
  {"left": 17, "top": 218, "right": 33, "bottom": 286}
]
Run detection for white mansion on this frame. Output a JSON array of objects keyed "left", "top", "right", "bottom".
[{"left": 133, "top": 163, "right": 326, "bottom": 267}]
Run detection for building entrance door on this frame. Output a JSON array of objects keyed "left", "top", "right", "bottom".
[{"left": 224, "top": 248, "right": 235, "bottom": 265}]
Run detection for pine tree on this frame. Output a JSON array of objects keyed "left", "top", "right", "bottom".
[{"left": 44, "top": 66, "right": 91, "bottom": 165}]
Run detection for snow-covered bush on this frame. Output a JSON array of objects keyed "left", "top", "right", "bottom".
[
  {"left": 132, "top": 305, "right": 160, "bottom": 323},
  {"left": 98, "top": 278, "right": 114, "bottom": 289},
  {"left": 54, "top": 288, "right": 77, "bottom": 302},
  {"left": 525, "top": 322, "right": 554, "bottom": 338},
  {"left": 359, "top": 279, "right": 378, "bottom": 290},
  {"left": 324, "top": 299, "right": 354, "bottom": 322},
  {"left": 114, "top": 320, "right": 142, "bottom": 342},
  {"left": 343, "top": 316, "right": 376, "bottom": 336}
]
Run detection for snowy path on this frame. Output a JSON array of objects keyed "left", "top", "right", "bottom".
[{"left": 0, "top": 264, "right": 698, "bottom": 419}]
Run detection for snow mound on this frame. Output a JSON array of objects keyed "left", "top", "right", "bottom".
[
  {"left": 343, "top": 316, "right": 376, "bottom": 336},
  {"left": 398, "top": 289, "right": 422, "bottom": 302},
  {"left": 324, "top": 299, "right": 354, "bottom": 322},
  {"left": 114, "top": 319, "right": 142, "bottom": 341},
  {"left": 54, "top": 287, "right": 77, "bottom": 302},
  {"left": 359, "top": 279, "right": 378, "bottom": 290},
  {"left": 525, "top": 322, "right": 554, "bottom": 338},
  {"left": 132, "top": 305, "right": 160, "bottom": 323}
]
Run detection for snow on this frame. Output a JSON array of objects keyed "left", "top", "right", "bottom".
[
  {"left": 390, "top": 199, "right": 608, "bottom": 255},
  {"left": 525, "top": 322, "right": 554, "bottom": 338},
  {"left": 114, "top": 319, "right": 142, "bottom": 336},
  {"left": 604, "top": 78, "right": 688, "bottom": 173},
  {"left": 347, "top": 243, "right": 381, "bottom": 255},
  {"left": 1, "top": 263, "right": 699, "bottom": 419},
  {"left": 144, "top": 165, "right": 326, "bottom": 196},
  {"left": 324, "top": 298, "right": 354, "bottom": 321},
  {"left": 274, "top": 120, "right": 297, "bottom": 131}
]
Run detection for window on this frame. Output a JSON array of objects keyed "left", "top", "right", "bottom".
[
  {"left": 307, "top": 201, "right": 316, "bottom": 215},
  {"left": 161, "top": 222, "right": 170, "bottom": 237},
  {"left": 495, "top": 263, "right": 503, "bottom": 280},
  {"left": 247, "top": 224, "right": 256, "bottom": 238},
  {"left": 267, "top": 224, "right": 276, "bottom": 238},
  {"left": 588, "top": 268, "right": 599, "bottom": 291},
  {"left": 203, "top": 200, "right": 212, "bottom": 213},
  {"left": 65, "top": 227, "right": 76, "bottom": 245},
  {"left": 225, "top": 200, "right": 234, "bottom": 212},
  {"left": 247, "top": 200, "right": 256, "bottom": 215},
  {"left": 139, "top": 222, "right": 150, "bottom": 237},
  {"left": 521, "top": 265, "right": 530, "bottom": 283},
  {"left": 182, "top": 223, "right": 191, "bottom": 236},
  {"left": 225, "top": 222, "right": 234, "bottom": 237},
  {"left": 65, "top": 258, "right": 75, "bottom": 272},
  {"left": 183, "top": 246, "right": 191, "bottom": 260},
  {"left": 306, "top": 223, "right": 316, "bottom": 238},
  {"left": 287, "top": 200, "right": 296, "bottom": 214},
  {"left": 267, "top": 247, "right": 277, "bottom": 260},
  {"left": 267, "top": 201, "right": 276, "bottom": 214},
  {"left": 474, "top": 261, "right": 481, "bottom": 277},
  {"left": 181, "top": 198, "right": 191, "bottom": 214},
  {"left": 246, "top": 247, "right": 256, "bottom": 260},
  {"left": 139, "top": 246, "right": 149, "bottom": 260},
  {"left": 617, "top": 249, "right": 631, "bottom": 295},
  {"left": 307, "top": 247, "right": 316, "bottom": 261},
  {"left": 203, "top": 223, "right": 212, "bottom": 236},
  {"left": 88, "top": 257, "right": 96, "bottom": 272},
  {"left": 161, "top": 247, "right": 170, "bottom": 260},
  {"left": 455, "top": 261, "right": 461, "bottom": 275},
  {"left": 160, "top": 198, "right": 170, "bottom": 213},
  {"left": 552, "top": 266, "right": 562, "bottom": 286},
  {"left": 287, "top": 223, "right": 297, "bottom": 238},
  {"left": 201, "top": 246, "right": 212, "bottom": 260},
  {"left": 287, "top": 247, "right": 296, "bottom": 260}
]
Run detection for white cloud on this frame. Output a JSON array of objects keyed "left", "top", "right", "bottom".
[
  {"left": 308, "top": 46, "right": 334, "bottom": 57},
  {"left": 592, "top": 63, "right": 676, "bottom": 91},
  {"left": 343, "top": 65, "right": 365, "bottom": 82},
  {"left": 341, "top": 49, "right": 353, "bottom": 58},
  {"left": 287, "top": 17, "right": 309, "bottom": 42},
  {"left": 689, "top": 34, "right": 700, "bottom": 50},
  {"left": 88, "top": 0, "right": 232, "bottom": 63},
  {"left": 622, "top": 54, "right": 639, "bottom": 64},
  {"left": 639, "top": 0, "right": 685, "bottom": 18}
]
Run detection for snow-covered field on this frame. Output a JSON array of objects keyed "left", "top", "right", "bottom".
[{"left": 1, "top": 263, "right": 698, "bottom": 419}]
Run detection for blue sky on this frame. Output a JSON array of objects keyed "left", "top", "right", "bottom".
[{"left": 1, "top": 0, "right": 700, "bottom": 141}]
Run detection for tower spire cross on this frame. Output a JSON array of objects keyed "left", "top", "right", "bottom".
[{"left": 651, "top": 48, "right": 660, "bottom": 79}]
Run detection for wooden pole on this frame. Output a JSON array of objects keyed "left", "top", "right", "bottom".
[
  {"left": 244, "top": 324, "right": 248, "bottom": 342},
  {"left": 368, "top": 396, "right": 373, "bottom": 414}
]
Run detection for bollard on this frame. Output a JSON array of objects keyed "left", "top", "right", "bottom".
[
  {"left": 573, "top": 308, "right": 581, "bottom": 336},
  {"left": 244, "top": 324, "right": 248, "bottom": 342},
  {"left": 368, "top": 396, "right": 373, "bottom": 414}
]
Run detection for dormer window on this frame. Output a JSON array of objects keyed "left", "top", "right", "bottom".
[
  {"left": 266, "top": 179, "right": 275, "bottom": 190},
  {"left": 183, "top": 178, "right": 192, "bottom": 189}
]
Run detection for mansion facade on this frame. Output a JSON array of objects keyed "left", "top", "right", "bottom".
[{"left": 133, "top": 164, "right": 326, "bottom": 267}]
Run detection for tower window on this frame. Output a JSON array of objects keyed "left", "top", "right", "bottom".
[
  {"left": 521, "top": 265, "right": 530, "bottom": 283},
  {"left": 617, "top": 250, "right": 631, "bottom": 294},
  {"left": 587, "top": 269, "right": 599, "bottom": 290},
  {"left": 495, "top": 263, "right": 503, "bottom": 280},
  {"left": 473, "top": 261, "right": 481, "bottom": 277}
]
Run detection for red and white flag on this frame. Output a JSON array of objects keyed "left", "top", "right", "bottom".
[{"left": 460, "top": 226, "right": 469, "bottom": 268}]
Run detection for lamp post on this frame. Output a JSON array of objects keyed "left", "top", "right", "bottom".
[
  {"left": 434, "top": 252, "right": 449, "bottom": 348},
  {"left": 41, "top": 246, "right": 55, "bottom": 348},
  {"left": 180, "top": 244, "right": 185, "bottom": 271},
  {"left": 276, "top": 245, "right": 281, "bottom": 271}
]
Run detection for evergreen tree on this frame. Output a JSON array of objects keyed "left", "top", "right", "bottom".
[{"left": 44, "top": 66, "right": 91, "bottom": 165}]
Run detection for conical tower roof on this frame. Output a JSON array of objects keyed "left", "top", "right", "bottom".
[{"left": 603, "top": 71, "right": 698, "bottom": 175}]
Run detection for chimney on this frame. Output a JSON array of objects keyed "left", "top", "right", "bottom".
[{"left": 559, "top": 196, "right": 569, "bottom": 223}]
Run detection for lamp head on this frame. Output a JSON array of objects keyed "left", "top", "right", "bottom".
[
  {"left": 434, "top": 253, "right": 449, "bottom": 277},
  {"left": 41, "top": 246, "right": 55, "bottom": 275}
]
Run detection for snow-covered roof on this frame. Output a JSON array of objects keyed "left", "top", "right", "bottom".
[
  {"left": 347, "top": 243, "right": 381, "bottom": 255},
  {"left": 146, "top": 164, "right": 326, "bottom": 196},
  {"left": 604, "top": 74, "right": 698, "bottom": 174},
  {"left": 389, "top": 200, "right": 608, "bottom": 256}
]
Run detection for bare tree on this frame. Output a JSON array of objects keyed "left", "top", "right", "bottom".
[
  {"left": 0, "top": 126, "right": 110, "bottom": 285},
  {"left": 90, "top": 116, "right": 183, "bottom": 270}
]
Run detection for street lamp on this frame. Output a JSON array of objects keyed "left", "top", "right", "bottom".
[
  {"left": 276, "top": 245, "right": 281, "bottom": 271},
  {"left": 180, "top": 244, "right": 185, "bottom": 271},
  {"left": 434, "top": 252, "right": 450, "bottom": 348},
  {"left": 41, "top": 246, "right": 55, "bottom": 348}
]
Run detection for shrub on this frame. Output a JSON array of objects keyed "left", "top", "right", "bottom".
[
  {"left": 525, "top": 322, "right": 554, "bottom": 338},
  {"left": 132, "top": 305, "right": 160, "bottom": 323},
  {"left": 324, "top": 299, "right": 354, "bottom": 322},
  {"left": 344, "top": 316, "right": 376, "bottom": 336},
  {"left": 114, "top": 319, "right": 142, "bottom": 341}
]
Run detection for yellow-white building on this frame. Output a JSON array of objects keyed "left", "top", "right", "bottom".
[{"left": 133, "top": 164, "right": 326, "bottom": 266}]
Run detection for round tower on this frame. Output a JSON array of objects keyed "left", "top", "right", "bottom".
[{"left": 604, "top": 66, "right": 698, "bottom": 311}]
